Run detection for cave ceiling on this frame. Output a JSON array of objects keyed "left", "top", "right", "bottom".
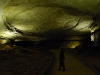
[{"left": 0, "top": 0, "right": 100, "bottom": 42}]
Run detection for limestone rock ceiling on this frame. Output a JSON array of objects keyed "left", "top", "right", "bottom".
[{"left": 0, "top": 0, "right": 100, "bottom": 42}]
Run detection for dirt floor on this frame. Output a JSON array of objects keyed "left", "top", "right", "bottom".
[{"left": 0, "top": 48, "right": 53, "bottom": 75}]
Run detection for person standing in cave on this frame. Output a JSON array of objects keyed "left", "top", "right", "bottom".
[{"left": 58, "top": 48, "right": 65, "bottom": 71}]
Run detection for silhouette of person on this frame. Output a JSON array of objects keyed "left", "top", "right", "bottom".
[{"left": 58, "top": 48, "right": 65, "bottom": 71}]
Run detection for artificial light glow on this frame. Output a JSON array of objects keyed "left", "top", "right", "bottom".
[
  {"left": 73, "top": 20, "right": 92, "bottom": 33},
  {"left": 91, "top": 34, "right": 94, "bottom": 41},
  {"left": 5, "top": 31, "right": 14, "bottom": 35},
  {"left": 0, "top": 39, "right": 8, "bottom": 44},
  {"left": 63, "top": 41, "right": 81, "bottom": 48},
  {"left": 90, "top": 26, "right": 99, "bottom": 33},
  {"left": 70, "top": 41, "right": 80, "bottom": 49},
  {"left": 2, "top": 31, "right": 14, "bottom": 38}
]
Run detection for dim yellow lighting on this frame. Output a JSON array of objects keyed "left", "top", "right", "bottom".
[
  {"left": 1, "top": 31, "right": 14, "bottom": 38},
  {"left": 91, "top": 26, "right": 99, "bottom": 33},
  {"left": 73, "top": 20, "right": 92, "bottom": 33},
  {"left": 0, "top": 39, "right": 8, "bottom": 44},
  {"left": 6, "top": 31, "right": 14, "bottom": 35},
  {"left": 91, "top": 34, "right": 94, "bottom": 41},
  {"left": 63, "top": 41, "right": 81, "bottom": 48}
]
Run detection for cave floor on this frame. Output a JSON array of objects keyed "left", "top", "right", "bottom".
[
  {"left": 0, "top": 48, "right": 100, "bottom": 75},
  {"left": 45, "top": 49, "right": 100, "bottom": 75}
]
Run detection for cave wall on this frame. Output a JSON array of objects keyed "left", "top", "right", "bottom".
[
  {"left": 89, "top": 18, "right": 100, "bottom": 48},
  {"left": 91, "top": 28, "right": 100, "bottom": 47}
]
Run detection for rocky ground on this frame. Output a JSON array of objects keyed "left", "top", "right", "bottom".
[
  {"left": 73, "top": 48, "right": 100, "bottom": 72},
  {"left": 0, "top": 47, "right": 53, "bottom": 75}
]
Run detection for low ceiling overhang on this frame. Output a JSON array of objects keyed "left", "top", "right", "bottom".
[{"left": 0, "top": 0, "right": 100, "bottom": 42}]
